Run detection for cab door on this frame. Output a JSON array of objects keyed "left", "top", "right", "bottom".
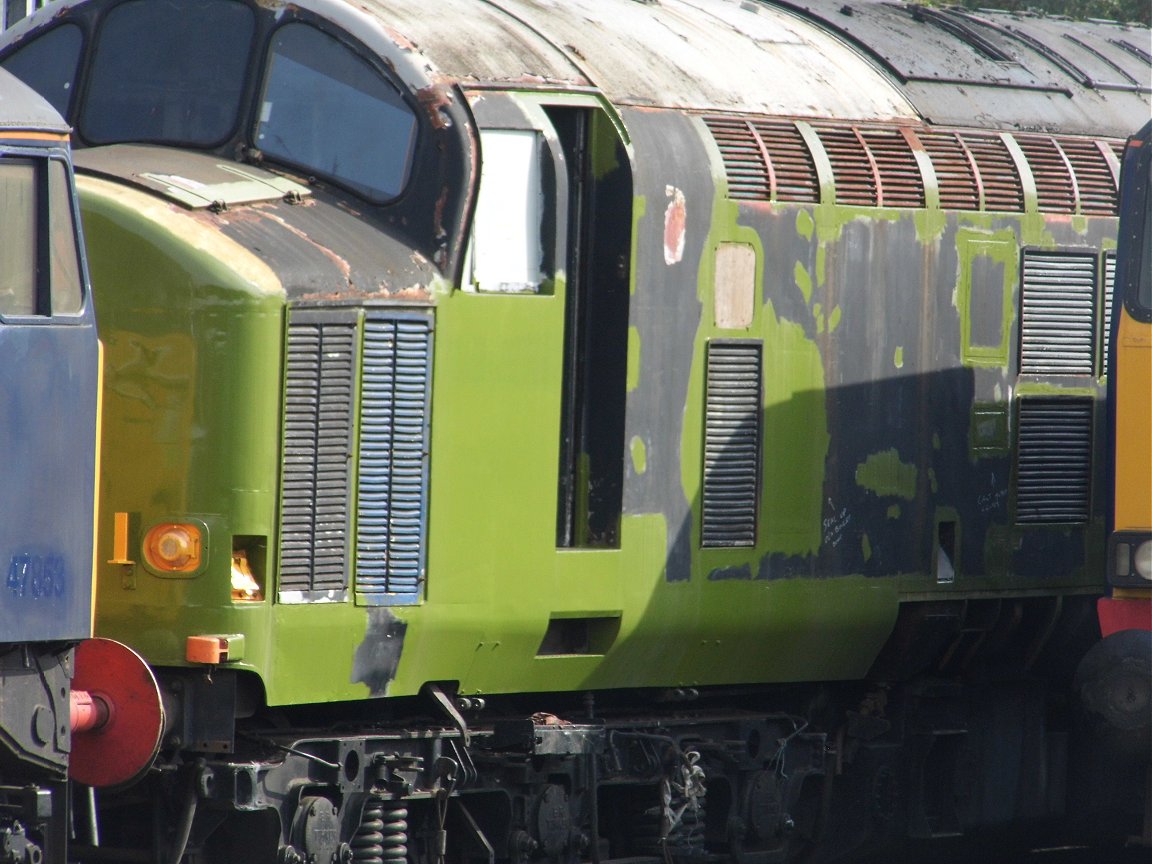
[{"left": 0, "top": 150, "right": 99, "bottom": 642}]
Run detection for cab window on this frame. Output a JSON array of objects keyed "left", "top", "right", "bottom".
[
  {"left": 81, "top": 0, "right": 254, "bottom": 146},
  {"left": 49, "top": 160, "right": 83, "bottom": 315},
  {"left": 1, "top": 23, "right": 83, "bottom": 119},
  {"left": 256, "top": 23, "right": 417, "bottom": 202},
  {"left": 0, "top": 157, "right": 84, "bottom": 318},
  {"left": 0, "top": 158, "right": 35, "bottom": 316}
]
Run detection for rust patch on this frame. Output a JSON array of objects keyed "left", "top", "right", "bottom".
[
  {"left": 664, "top": 185, "right": 686, "bottom": 266},
  {"left": 416, "top": 84, "right": 455, "bottom": 131},
  {"left": 297, "top": 283, "right": 431, "bottom": 303},
  {"left": 255, "top": 210, "right": 352, "bottom": 283}
]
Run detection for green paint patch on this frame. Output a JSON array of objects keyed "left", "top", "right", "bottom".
[
  {"left": 956, "top": 228, "right": 1017, "bottom": 368},
  {"left": 631, "top": 436, "right": 647, "bottom": 475},
  {"left": 856, "top": 449, "right": 917, "bottom": 500},
  {"left": 862, "top": 533, "right": 872, "bottom": 561},
  {"left": 887, "top": 504, "right": 901, "bottom": 519},
  {"left": 796, "top": 209, "right": 814, "bottom": 241},
  {"left": 794, "top": 261, "right": 812, "bottom": 304},
  {"left": 894, "top": 346, "right": 904, "bottom": 369},
  {"left": 914, "top": 208, "right": 947, "bottom": 242},
  {"left": 828, "top": 305, "right": 841, "bottom": 332}
]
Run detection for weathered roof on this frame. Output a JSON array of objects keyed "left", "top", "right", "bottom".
[
  {"left": 355, "top": 0, "right": 921, "bottom": 122},
  {"left": 766, "top": 0, "right": 1150, "bottom": 136},
  {"left": 0, "top": 65, "right": 68, "bottom": 135}
]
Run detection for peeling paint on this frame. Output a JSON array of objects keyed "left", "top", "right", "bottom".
[
  {"left": 827, "top": 304, "right": 841, "bottom": 332},
  {"left": 794, "top": 260, "right": 812, "bottom": 304},
  {"left": 663, "top": 185, "right": 686, "bottom": 265},
  {"left": 351, "top": 607, "right": 408, "bottom": 697},
  {"left": 630, "top": 435, "right": 647, "bottom": 475},
  {"left": 795, "top": 209, "right": 814, "bottom": 241},
  {"left": 856, "top": 449, "right": 917, "bottom": 500}
]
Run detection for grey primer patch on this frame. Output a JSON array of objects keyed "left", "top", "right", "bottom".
[
  {"left": 352, "top": 608, "right": 408, "bottom": 696},
  {"left": 709, "top": 564, "right": 753, "bottom": 581}
]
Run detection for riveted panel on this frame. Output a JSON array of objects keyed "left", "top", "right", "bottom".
[{"left": 702, "top": 341, "right": 762, "bottom": 548}]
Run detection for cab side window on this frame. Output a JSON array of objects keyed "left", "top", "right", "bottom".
[{"left": 257, "top": 23, "right": 417, "bottom": 203}]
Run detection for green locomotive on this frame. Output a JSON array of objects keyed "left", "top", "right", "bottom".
[{"left": 2, "top": 0, "right": 1148, "bottom": 860}]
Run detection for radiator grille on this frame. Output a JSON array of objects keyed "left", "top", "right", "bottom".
[
  {"left": 814, "top": 125, "right": 879, "bottom": 206},
  {"left": 964, "top": 133, "right": 1025, "bottom": 212},
  {"left": 703, "top": 116, "right": 1119, "bottom": 216},
  {"left": 1016, "top": 398, "right": 1093, "bottom": 524},
  {"left": 279, "top": 309, "right": 433, "bottom": 604},
  {"left": 702, "top": 116, "right": 819, "bottom": 203},
  {"left": 355, "top": 316, "right": 433, "bottom": 604},
  {"left": 1016, "top": 135, "right": 1077, "bottom": 213},
  {"left": 280, "top": 312, "right": 358, "bottom": 598},
  {"left": 1019, "top": 252, "right": 1097, "bottom": 376},
  {"left": 859, "top": 126, "right": 926, "bottom": 208},
  {"left": 702, "top": 341, "right": 762, "bottom": 548},
  {"left": 1063, "top": 138, "right": 1121, "bottom": 215},
  {"left": 917, "top": 129, "right": 981, "bottom": 210}
]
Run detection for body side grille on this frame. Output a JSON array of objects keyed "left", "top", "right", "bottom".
[
  {"left": 355, "top": 315, "right": 433, "bottom": 604},
  {"left": 280, "top": 312, "right": 358, "bottom": 600},
  {"left": 1015, "top": 397, "right": 1093, "bottom": 524},
  {"left": 702, "top": 341, "right": 762, "bottom": 548},
  {"left": 1019, "top": 252, "right": 1097, "bottom": 376}
]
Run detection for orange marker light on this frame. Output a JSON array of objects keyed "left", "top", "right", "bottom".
[{"left": 142, "top": 523, "right": 202, "bottom": 572}]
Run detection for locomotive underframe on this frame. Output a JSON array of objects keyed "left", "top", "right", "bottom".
[{"left": 74, "top": 668, "right": 1091, "bottom": 864}]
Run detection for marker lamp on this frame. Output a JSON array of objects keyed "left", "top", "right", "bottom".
[
  {"left": 142, "top": 523, "right": 202, "bottom": 573},
  {"left": 1136, "top": 540, "right": 1152, "bottom": 582}
]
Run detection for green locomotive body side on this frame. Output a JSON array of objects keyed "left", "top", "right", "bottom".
[
  {"left": 78, "top": 116, "right": 1113, "bottom": 708},
  {"left": 80, "top": 163, "right": 908, "bottom": 707}
]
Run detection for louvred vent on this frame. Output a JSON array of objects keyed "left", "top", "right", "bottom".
[
  {"left": 702, "top": 116, "right": 818, "bottom": 203},
  {"left": 1015, "top": 135, "right": 1076, "bottom": 213},
  {"left": 1062, "top": 138, "right": 1120, "bottom": 215},
  {"left": 917, "top": 129, "right": 981, "bottom": 210},
  {"left": 703, "top": 114, "right": 1119, "bottom": 217},
  {"left": 857, "top": 127, "right": 926, "bottom": 208},
  {"left": 813, "top": 126, "right": 878, "bottom": 206},
  {"left": 702, "top": 115, "right": 772, "bottom": 201},
  {"left": 961, "top": 133, "right": 1025, "bottom": 212}
]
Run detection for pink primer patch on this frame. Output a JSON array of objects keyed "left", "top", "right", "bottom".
[{"left": 664, "top": 186, "right": 686, "bottom": 265}]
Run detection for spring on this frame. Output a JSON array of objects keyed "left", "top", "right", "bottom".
[{"left": 351, "top": 798, "right": 408, "bottom": 864}]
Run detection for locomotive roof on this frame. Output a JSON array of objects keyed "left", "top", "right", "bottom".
[
  {"left": 768, "top": 0, "right": 1150, "bottom": 136},
  {"left": 2, "top": 0, "right": 1147, "bottom": 138},
  {"left": 0, "top": 66, "right": 68, "bottom": 136},
  {"left": 353, "top": 0, "right": 920, "bottom": 123},
  {"left": 345, "top": 0, "right": 1148, "bottom": 136}
]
